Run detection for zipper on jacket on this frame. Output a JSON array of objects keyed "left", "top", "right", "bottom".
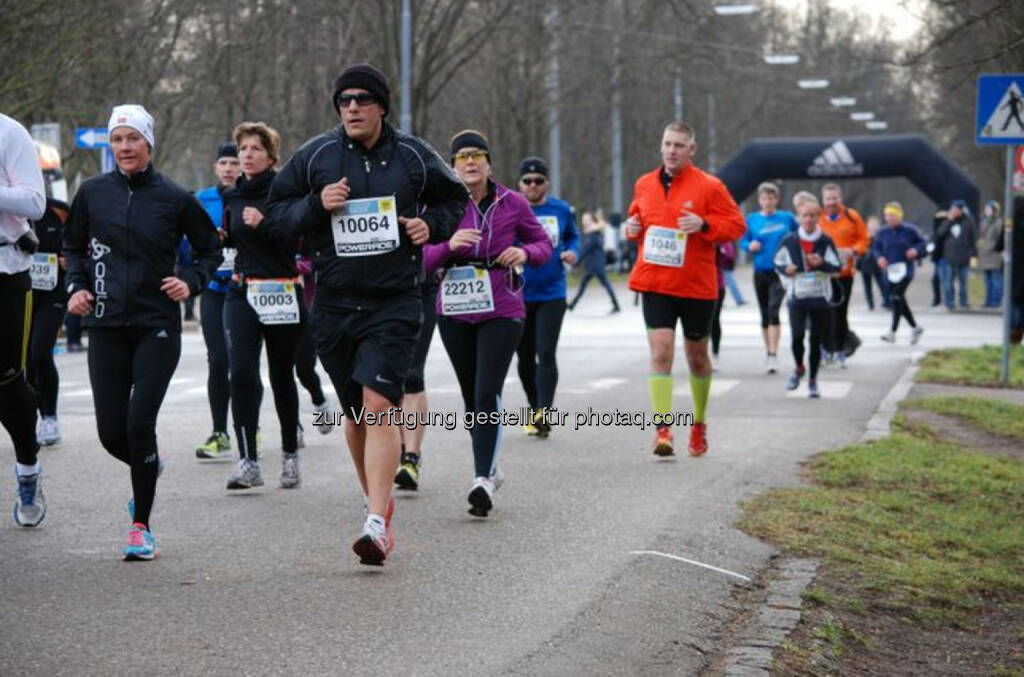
[{"left": 124, "top": 183, "right": 133, "bottom": 320}]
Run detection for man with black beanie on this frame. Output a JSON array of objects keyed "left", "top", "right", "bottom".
[{"left": 266, "top": 62, "right": 467, "bottom": 567}]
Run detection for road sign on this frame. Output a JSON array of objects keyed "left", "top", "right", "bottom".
[
  {"left": 1016, "top": 145, "right": 1024, "bottom": 174},
  {"left": 75, "top": 127, "right": 109, "bottom": 149},
  {"left": 30, "top": 123, "right": 61, "bottom": 153},
  {"left": 976, "top": 74, "right": 1024, "bottom": 145}
]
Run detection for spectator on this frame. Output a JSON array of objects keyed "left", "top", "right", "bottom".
[
  {"left": 937, "top": 199, "right": 977, "bottom": 309},
  {"left": 928, "top": 209, "right": 947, "bottom": 307},
  {"left": 978, "top": 200, "right": 1004, "bottom": 308}
]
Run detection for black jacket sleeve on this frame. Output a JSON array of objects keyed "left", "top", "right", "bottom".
[
  {"left": 63, "top": 186, "right": 90, "bottom": 295},
  {"left": 177, "top": 194, "right": 222, "bottom": 295},
  {"left": 265, "top": 147, "right": 330, "bottom": 239},
  {"left": 416, "top": 141, "right": 468, "bottom": 244}
]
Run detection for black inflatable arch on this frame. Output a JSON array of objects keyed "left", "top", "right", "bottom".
[{"left": 717, "top": 134, "right": 979, "bottom": 216}]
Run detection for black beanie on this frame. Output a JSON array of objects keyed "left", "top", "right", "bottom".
[
  {"left": 449, "top": 130, "right": 490, "bottom": 159},
  {"left": 332, "top": 63, "right": 390, "bottom": 115},
  {"left": 518, "top": 156, "right": 548, "bottom": 178},
  {"left": 216, "top": 142, "right": 237, "bottom": 161}
]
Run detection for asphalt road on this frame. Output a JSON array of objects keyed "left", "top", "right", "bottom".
[{"left": 0, "top": 264, "right": 1002, "bottom": 676}]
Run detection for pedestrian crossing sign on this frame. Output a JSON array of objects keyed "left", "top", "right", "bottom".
[{"left": 976, "top": 74, "right": 1024, "bottom": 145}]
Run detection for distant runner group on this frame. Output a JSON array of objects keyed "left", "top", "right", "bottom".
[{"left": 1, "top": 61, "right": 938, "bottom": 566}]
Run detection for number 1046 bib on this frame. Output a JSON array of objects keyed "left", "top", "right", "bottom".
[
  {"left": 246, "top": 279, "right": 300, "bottom": 325},
  {"left": 331, "top": 196, "right": 400, "bottom": 256},
  {"left": 643, "top": 226, "right": 687, "bottom": 267}
]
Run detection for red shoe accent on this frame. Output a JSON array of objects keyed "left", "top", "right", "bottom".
[
  {"left": 652, "top": 427, "right": 675, "bottom": 456},
  {"left": 688, "top": 422, "right": 708, "bottom": 457}
]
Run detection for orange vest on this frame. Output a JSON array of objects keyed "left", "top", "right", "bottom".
[
  {"left": 819, "top": 206, "right": 868, "bottom": 278},
  {"left": 626, "top": 164, "right": 746, "bottom": 300}
]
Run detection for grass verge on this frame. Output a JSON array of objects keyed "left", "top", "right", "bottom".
[
  {"left": 902, "top": 396, "right": 1024, "bottom": 442},
  {"left": 915, "top": 345, "right": 1024, "bottom": 388},
  {"left": 737, "top": 396, "right": 1024, "bottom": 674}
]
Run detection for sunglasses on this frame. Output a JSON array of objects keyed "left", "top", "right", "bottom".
[
  {"left": 453, "top": 150, "right": 488, "bottom": 165},
  {"left": 520, "top": 177, "right": 546, "bottom": 186},
  {"left": 338, "top": 92, "right": 378, "bottom": 108}
]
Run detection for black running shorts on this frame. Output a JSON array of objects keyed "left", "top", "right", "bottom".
[
  {"left": 314, "top": 294, "right": 422, "bottom": 416},
  {"left": 641, "top": 291, "right": 716, "bottom": 341}
]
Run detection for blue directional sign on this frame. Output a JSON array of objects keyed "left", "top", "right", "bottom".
[
  {"left": 75, "top": 127, "right": 109, "bottom": 149},
  {"left": 976, "top": 74, "right": 1024, "bottom": 145}
]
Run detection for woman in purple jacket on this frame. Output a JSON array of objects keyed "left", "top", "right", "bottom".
[{"left": 424, "top": 130, "right": 552, "bottom": 517}]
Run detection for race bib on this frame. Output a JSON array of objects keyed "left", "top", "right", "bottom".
[
  {"left": 793, "top": 272, "right": 830, "bottom": 300},
  {"left": 331, "top": 196, "right": 400, "bottom": 257},
  {"left": 642, "top": 226, "right": 686, "bottom": 267},
  {"left": 886, "top": 261, "right": 908, "bottom": 284},
  {"left": 246, "top": 279, "right": 300, "bottom": 325},
  {"left": 951, "top": 224, "right": 962, "bottom": 239},
  {"left": 218, "top": 247, "right": 237, "bottom": 273},
  {"left": 440, "top": 266, "right": 494, "bottom": 315},
  {"left": 538, "top": 215, "right": 559, "bottom": 247},
  {"left": 30, "top": 253, "right": 58, "bottom": 291}
]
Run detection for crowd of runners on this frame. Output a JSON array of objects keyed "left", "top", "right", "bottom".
[{"left": 0, "top": 62, "right": 963, "bottom": 565}]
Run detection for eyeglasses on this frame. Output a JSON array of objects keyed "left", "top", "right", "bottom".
[
  {"left": 520, "top": 177, "right": 546, "bottom": 186},
  {"left": 453, "top": 150, "right": 488, "bottom": 165},
  {"left": 338, "top": 92, "right": 378, "bottom": 108}
]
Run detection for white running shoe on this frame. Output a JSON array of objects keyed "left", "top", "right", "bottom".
[
  {"left": 711, "top": 354, "right": 720, "bottom": 372},
  {"left": 911, "top": 326, "right": 924, "bottom": 345},
  {"left": 312, "top": 399, "right": 333, "bottom": 435},
  {"left": 468, "top": 476, "right": 496, "bottom": 517},
  {"left": 880, "top": 331, "right": 896, "bottom": 343},
  {"left": 765, "top": 354, "right": 778, "bottom": 374},
  {"left": 36, "top": 416, "right": 61, "bottom": 446}
]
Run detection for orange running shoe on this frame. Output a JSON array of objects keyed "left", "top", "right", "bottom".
[
  {"left": 688, "top": 422, "right": 708, "bottom": 457},
  {"left": 652, "top": 426, "right": 675, "bottom": 456}
]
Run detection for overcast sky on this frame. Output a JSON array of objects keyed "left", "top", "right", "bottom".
[{"left": 776, "top": 0, "right": 927, "bottom": 41}]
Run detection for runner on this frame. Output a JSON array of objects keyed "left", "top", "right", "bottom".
[
  {"left": 393, "top": 272, "right": 437, "bottom": 490},
  {"left": 568, "top": 211, "right": 620, "bottom": 313},
  {"left": 774, "top": 195, "right": 842, "bottom": 398},
  {"left": 0, "top": 113, "right": 47, "bottom": 527},
  {"left": 819, "top": 183, "right": 868, "bottom": 367},
  {"left": 423, "top": 130, "right": 552, "bottom": 516},
  {"left": 875, "top": 202, "right": 927, "bottom": 344},
  {"left": 740, "top": 181, "right": 797, "bottom": 374},
  {"left": 194, "top": 142, "right": 244, "bottom": 459},
  {"left": 28, "top": 197, "right": 70, "bottom": 447},
  {"left": 264, "top": 63, "right": 466, "bottom": 565},
  {"left": 294, "top": 247, "right": 332, "bottom": 437},
  {"left": 623, "top": 121, "right": 745, "bottom": 457},
  {"left": 710, "top": 241, "right": 737, "bottom": 372},
  {"left": 515, "top": 155, "right": 579, "bottom": 438},
  {"left": 65, "top": 105, "right": 221, "bottom": 559},
  {"left": 221, "top": 121, "right": 306, "bottom": 490}
]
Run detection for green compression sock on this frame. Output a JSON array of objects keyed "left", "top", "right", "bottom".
[{"left": 689, "top": 374, "right": 711, "bottom": 423}]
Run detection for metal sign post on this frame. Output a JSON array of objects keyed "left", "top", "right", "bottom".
[{"left": 976, "top": 74, "right": 1024, "bottom": 384}]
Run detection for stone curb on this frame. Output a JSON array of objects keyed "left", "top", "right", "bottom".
[{"left": 722, "top": 558, "right": 820, "bottom": 676}]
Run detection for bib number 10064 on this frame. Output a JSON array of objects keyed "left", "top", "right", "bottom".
[{"left": 331, "top": 195, "right": 400, "bottom": 257}]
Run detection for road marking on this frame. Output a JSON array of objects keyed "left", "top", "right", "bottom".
[
  {"left": 629, "top": 550, "right": 752, "bottom": 583},
  {"left": 169, "top": 377, "right": 195, "bottom": 386},
  {"left": 785, "top": 380, "right": 852, "bottom": 399},
  {"left": 63, "top": 389, "right": 93, "bottom": 398},
  {"left": 589, "top": 377, "right": 627, "bottom": 390},
  {"left": 675, "top": 378, "right": 739, "bottom": 397}
]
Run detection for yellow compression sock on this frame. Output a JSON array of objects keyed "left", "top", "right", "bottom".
[{"left": 689, "top": 374, "right": 711, "bottom": 424}]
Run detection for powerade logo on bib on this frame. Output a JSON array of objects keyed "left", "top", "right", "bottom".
[{"left": 331, "top": 195, "right": 400, "bottom": 257}]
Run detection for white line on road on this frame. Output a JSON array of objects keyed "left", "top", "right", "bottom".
[
  {"left": 674, "top": 378, "right": 740, "bottom": 397},
  {"left": 629, "top": 550, "right": 752, "bottom": 583},
  {"left": 785, "top": 380, "right": 853, "bottom": 399}
]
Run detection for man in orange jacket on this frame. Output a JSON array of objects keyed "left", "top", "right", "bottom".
[
  {"left": 819, "top": 183, "right": 868, "bottom": 367},
  {"left": 624, "top": 121, "right": 746, "bottom": 457}
]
